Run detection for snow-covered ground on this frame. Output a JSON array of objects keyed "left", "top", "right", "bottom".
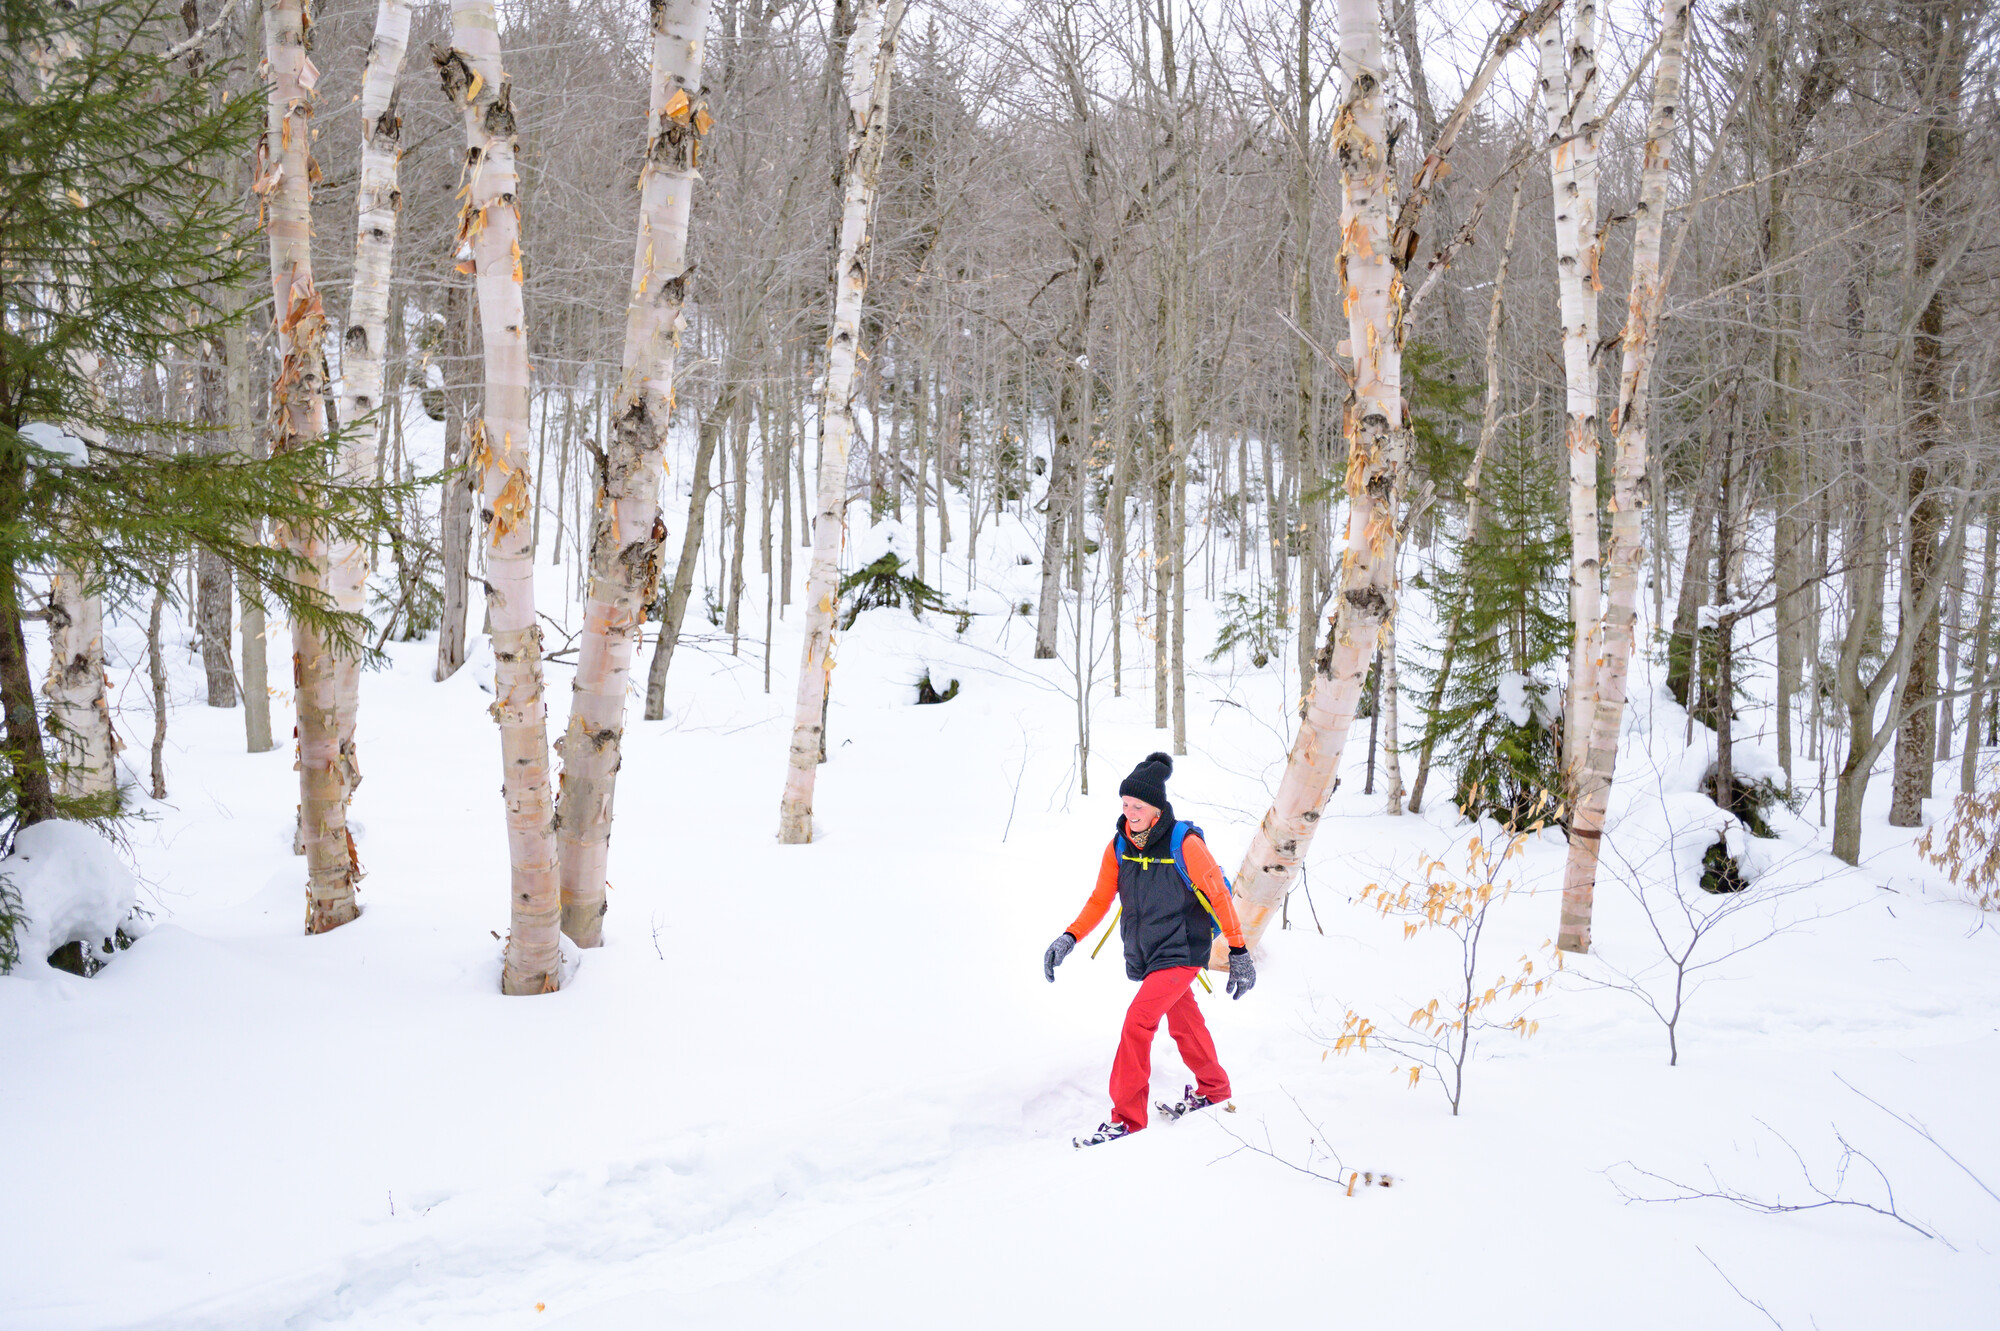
[{"left": 4, "top": 432, "right": 1998, "bottom": 1329}]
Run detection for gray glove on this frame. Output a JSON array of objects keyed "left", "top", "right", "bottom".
[
  {"left": 1044, "top": 932, "right": 1077, "bottom": 982},
  {"left": 1226, "top": 946, "right": 1256, "bottom": 999}
]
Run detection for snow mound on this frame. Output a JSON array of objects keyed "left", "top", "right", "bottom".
[
  {"left": 1601, "top": 790, "right": 1746, "bottom": 897},
  {"left": 852, "top": 519, "right": 914, "bottom": 569},
  {"left": 2, "top": 821, "right": 144, "bottom": 976},
  {"left": 1495, "top": 672, "right": 1557, "bottom": 728}
]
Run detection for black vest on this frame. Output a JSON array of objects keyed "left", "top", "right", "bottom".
[{"left": 1114, "top": 824, "right": 1215, "bottom": 981}]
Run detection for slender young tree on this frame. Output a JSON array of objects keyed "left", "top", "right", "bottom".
[
  {"left": 439, "top": 0, "right": 562, "bottom": 993},
  {"left": 1559, "top": 0, "right": 1691, "bottom": 954},
  {"left": 262, "top": 0, "right": 358, "bottom": 933},
  {"left": 1539, "top": 0, "right": 1605, "bottom": 786},
  {"left": 558, "top": 0, "right": 713, "bottom": 947},
  {"left": 778, "top": 0, "right": 905, "bottom": 844},
  {"left": 29, "top": 16, "right": 117, "bottom": 803},
  {"left": 329, "top": 0, "right": 414, "bottom": 818}
]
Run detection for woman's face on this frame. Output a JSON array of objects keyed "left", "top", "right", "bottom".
[{"left": 1121, "top": 796, "right": 1160, "bottom": 831}]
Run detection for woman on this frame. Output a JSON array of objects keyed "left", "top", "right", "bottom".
[{"left": 1043, "top": 752, "right": 1256, "bottom": 1147}]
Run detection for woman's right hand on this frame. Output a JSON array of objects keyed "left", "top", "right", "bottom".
[{"left": 1043, "top": 932, "right": 1077, "bottom": 982}]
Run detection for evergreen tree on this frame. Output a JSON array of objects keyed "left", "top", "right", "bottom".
[
  {"left": 1408, "top": 421, "right": 1571, "bottom": 828},
  {"left": 1, "top": 0, "right": 388, "bottom": 832}
]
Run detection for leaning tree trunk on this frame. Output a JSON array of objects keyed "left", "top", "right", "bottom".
[
  {"left": 778, "top": 0, "right": 905, "bottom": 845},
  {"left": 262, "top": 0, "right": 358, "bottom": 934},
  {"left": 1539, "top": 1, "right": 1604, "bottom": 789},
  {"left": 644, "top": 377, "right": 741, "bottom": 718},
  {"left": 1214, "top": 0, "right": 1402, "bottom": 958},
  {"left": 440, "top": 0, "right": 561, "bottom": 994},
  {"left": 328, "top": 0, "right": 413, "bottom": 820},
  {"left": 1559, "top": 0, "right": 1690, "bottom": 955},
  {"left": 558, "top": 0, "right": 713, "bottom": 947}
]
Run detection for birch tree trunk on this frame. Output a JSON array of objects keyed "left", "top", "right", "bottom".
[
  {"left": 778, "top": 0, "right": 904, "bottom": 844},
  {"left": 1216, "top": 0, "right": 1401, "bottom": 958},
  {"left": 329, "top": 0, "right": 413, "bottom": 816},
  {"left": 1558, "top": 0, "right": 1691, "bottom": 955},
  {"left": 1539, "top": 1, "right": 1604, "bottom": 789},
  {"left": 261, "top": 0, "right": 359, "bottom": 933},
  {"left": 43, "top": 568, "right": 116, "bottom": 799},
  {"left": 558, "top": 0, "right": 713, "bottom": 947},
  {"left": 439, "top": 0, "right": 561, "bottom": 993},
  {"left": 31, "top": 31, "right": 117, "bottom": 802},
  {"left": 229, "top": 294, "right": 276, "bottom": 755}
]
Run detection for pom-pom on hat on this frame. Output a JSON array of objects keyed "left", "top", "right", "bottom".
[{"left": 1118, "top": 751, "right": 1174, "bottom": 812}]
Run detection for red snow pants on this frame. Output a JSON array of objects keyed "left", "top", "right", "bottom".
[{"left": 1109, "top": 965, "right": 1231, "bottom": 1132}]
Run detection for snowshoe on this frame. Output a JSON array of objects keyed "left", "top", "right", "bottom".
[
  {"left": 1072, "top": 1121, "right": 1131, "bottom": 1149},
  {"left": 1155, "top": 1084, "right": 1224, "bottom": 1123}
]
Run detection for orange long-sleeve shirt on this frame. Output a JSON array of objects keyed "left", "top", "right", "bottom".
[{"left": 1065, "top": 829, "right": 1246, "bottom": 949}]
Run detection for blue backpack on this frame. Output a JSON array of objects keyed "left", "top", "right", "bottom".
[{"left": 1115, "top": 820, "right": 1229, "bottom": 942}]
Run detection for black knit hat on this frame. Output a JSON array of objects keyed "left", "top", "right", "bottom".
[{"left": 1119, "top": 751, "right": 1174, "bottom": 812}]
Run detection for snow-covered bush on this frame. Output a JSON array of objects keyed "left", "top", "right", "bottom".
[
  {"left": 915, "top": 670, "right": 960, "bottom": 704},
  {"left": 839, "top": 525, "right": 951, "bottom": 628},
  {"left": 1452, "top": 673, "right": 1565, "bottom": 830},
  {"left": 839, "top": 553, "right": 948, "bottom": 628},
  {"left": 0, "top": 821, "right": 148, "bottom": 977},
  {"left": 1699, "top": 746, "right": 1796, "bottom": 838}
]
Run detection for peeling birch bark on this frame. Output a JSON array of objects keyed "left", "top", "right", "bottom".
[
  {"left": 778, "top": 0, "right": 905, "bottom": 845},
  {"left": 1558, "top": 0, "right": 1690, "bottom": 955},
  {"left": 1539, "top": 1, "right": 1604, "bottom": 787},
  {"left": 262, "top": 0, "right": 359, "bottom": 933},
  {"left": 558, "top": 0, "right": 714, "bottom": 946},
  {"left": 29, "top": 31, "right": 117, "bottom": 802},
  {"left": 439, "top": 0, "right": 561, "bottom": 993},
  {"left": 329, "top": 0, "right": 414, "bottom": 819},
  {"left": 43, "top": 568, "right": 116, "bottom": 799},
  {"left": 1216, "top": 0, "right": 1401, "bottom": 958}
]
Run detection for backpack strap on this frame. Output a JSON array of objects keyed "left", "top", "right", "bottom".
[{"left": 1170, "top": 822, "right": 1224, "bottom": 941}]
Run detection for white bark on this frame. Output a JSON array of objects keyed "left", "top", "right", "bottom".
[
  {"left": 1540, "top": 2, "right": 1605, "bottom": 787},
  {"left": 329, "top": 0, "right": 414, "bottom": 815},
  {"left": 1218, "top": 0, "right": 1401, "bottom": 956},
  {"left": 43, "top": 567, "right": 116, "bottom": 799},
  {"left": 261, "top": 0, "right": 358, "bottom": 933},
  {"left": 442, "top": 0, "right": 561, "bottom": 993},
  {"left": 558, "top": 0, "right": 714, "bottom": 945},
  {"left": 29, "top": 29, "right": 117, "bottom": 802},
  {"left": 1559, "top": 0, "right": 1691, "bottom": 954},
  {"left": 778, "top": 0, "right": 905, "bottom": 845}
]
